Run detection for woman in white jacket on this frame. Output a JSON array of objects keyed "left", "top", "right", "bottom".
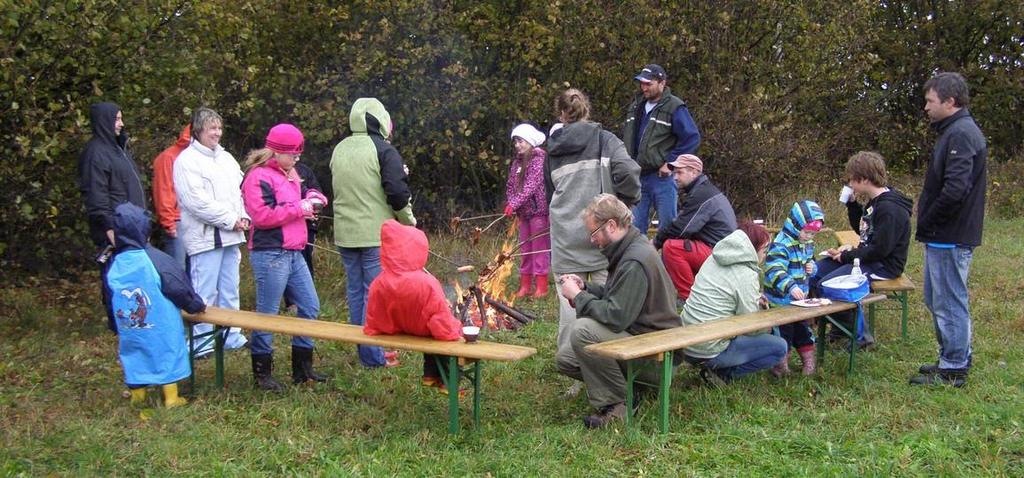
[{"left": 173, "top": 107, "right": 249, "bottom": 355}]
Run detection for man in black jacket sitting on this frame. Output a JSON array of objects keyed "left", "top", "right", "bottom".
[{"left": 654, "top": 154, "right": 737, "bottom": 302}]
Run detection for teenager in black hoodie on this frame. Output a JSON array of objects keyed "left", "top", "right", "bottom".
[
  {"left": 79, "top": 102, "right": 146, "bottom": 246},
  {"left": 812, "top": 151, "right": 912, "bottom": 345},
  {"left": 78, "top": 102, "right": 146, "bottom": 331}
]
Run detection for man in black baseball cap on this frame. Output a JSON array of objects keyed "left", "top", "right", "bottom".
[
  {"left": 622, "top": 63, "right": 701, "bottom": 236},
  {"left": 634, "top": 64, "right": 667, "bottom": 82}
]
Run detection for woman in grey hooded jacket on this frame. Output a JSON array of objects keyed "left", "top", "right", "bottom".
[{"left": 544, "top": 88, "right": 641, "bottom": 369}]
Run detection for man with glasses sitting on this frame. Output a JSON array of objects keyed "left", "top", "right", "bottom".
[{"left": 555, "top": 194, "right": 680, "bottom": 429}]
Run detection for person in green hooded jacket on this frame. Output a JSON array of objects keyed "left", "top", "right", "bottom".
[
  {"left": 680, "top": 221, "right": 788, "bottom": 385},
  {"left": 331, "top": 98, "right": 415, "bottom": 368}
]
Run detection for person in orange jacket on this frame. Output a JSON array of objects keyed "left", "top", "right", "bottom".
[{"left": 152, "top": 124, "right": 191, "bottom": 268}]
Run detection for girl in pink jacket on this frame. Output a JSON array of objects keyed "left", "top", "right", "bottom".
[
  {"left": 241, "top": 124, "right": 329, "bottom": 391},
  {"left": 504, "top": 123, "right": 550, "bottom": 298}
]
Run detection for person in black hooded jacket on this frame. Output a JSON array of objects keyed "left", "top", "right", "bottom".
[
  {"left": 78, "top": 102, "right": 146, "bottom": 331},
  {"left": 79, "top": 102, "right": 146, "bottom": 247}
]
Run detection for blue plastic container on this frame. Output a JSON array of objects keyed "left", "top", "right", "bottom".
[{"left": 821, "top": 274, "right": 870, "bottom": 339}]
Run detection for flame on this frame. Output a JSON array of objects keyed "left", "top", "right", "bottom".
[
  {"left": 454, "top": 221, "right": 520, "bottom": 330},
  {"left": 478, "top": 220, "right": 518, "bottom": 306}
]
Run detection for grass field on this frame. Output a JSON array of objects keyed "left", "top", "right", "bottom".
[{"left": 2, "top": 216, "right": 1022, "bottom": 476}]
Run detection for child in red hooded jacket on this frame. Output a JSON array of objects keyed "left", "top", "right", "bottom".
[{"left": 365, "top": 220, "right": 464, "bottom": 392}]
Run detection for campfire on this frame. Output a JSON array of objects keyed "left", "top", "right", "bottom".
[{"left": 450, "top": 221, "right": 537, "bottom": 332}]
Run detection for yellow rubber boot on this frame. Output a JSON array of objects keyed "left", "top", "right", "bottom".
[
  {"left": 129, "top": 388, "right": 147, "bottom": 406},
  {"left": 162, "top": 384, "right": 188, "bottom": 408}
]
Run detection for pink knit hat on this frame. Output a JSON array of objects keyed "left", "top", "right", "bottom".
[{"left": 265, "top": 123, "right": 304, "bottom": 154}]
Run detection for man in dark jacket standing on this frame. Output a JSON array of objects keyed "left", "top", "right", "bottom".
[
  {"left": 78, "top": 102, "right": 146, "bottom": 330},
  {"left": 910, "top": 72, "right": 987, "bottom": 388},
  {"left": 623, "top": 64, "right": 701, "bottom": 234},
  {"left": 654, "top": 154, "right": 737, "bottom": 302},
  {"left": 556, "top": 194, "right": 680, "bottom": 429}
]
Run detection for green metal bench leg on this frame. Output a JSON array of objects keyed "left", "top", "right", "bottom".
[
  {"left": 472, "top": 361, "right": 481, "bottom": 429},
  {"left": 625, "top": 360, "right": 637, "bottom": 429},
  {"left": 816, "top": 316, "right": 828, "bottom": 365},
  {"left": 820, "top": 313, "right": 859, "bottom": 374},
  {"left": 658, "top": 353, "right": 672, "bottom": 434},
  {"left": 187, "top": 323, "right": 222, "bottom": 390},
  {"left": 868, "top": 303, "right": 877, "bottom": 336},
  {"left": 214, "top": 325, "right": 225, "bottom": 388},
  {"left": 447, "top": 356, "right": 460, "bottom": 434},
  {"left": 847, "top": 328, "right": 857, "bottom": 374},
  {"left": 899, "top": 291, "right": 909, "bottom": 339},
  {"left": 188, "top": 322, "right": 196, "bottom": 391},
  {"left": 847, "top": 306, "right": 863, "bottom": 374}
]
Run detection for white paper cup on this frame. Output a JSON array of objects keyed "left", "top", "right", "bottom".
[{"left": 839, "top": 185, "right": 854, "bottom": 204}]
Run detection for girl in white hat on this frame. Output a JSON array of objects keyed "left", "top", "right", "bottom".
[{"left": 504, "top": 123, "right": 551, "bottom": 298}]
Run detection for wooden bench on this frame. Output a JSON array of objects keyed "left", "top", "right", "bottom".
[
  {"left": 832, "top": 230, "right": 916, "bottom": 338},
  {"left": 184, "top": 307, "right": 537, "bottom": 434},
  {"left": 585, "top": 294, "right": 885, "bottom": 433},
  {"left": 867, "top": 275, "right": 915, "bottom": 339},
  {"left": 834, "top": 229, "right": 861, "bottom": 248}
]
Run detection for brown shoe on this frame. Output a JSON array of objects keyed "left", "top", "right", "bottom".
[
  {"left": 583, "top": 402, "right": 626, "bottom": 429},
  {"left": 770, "top": 357, "right": 792, "bottom": 377}
]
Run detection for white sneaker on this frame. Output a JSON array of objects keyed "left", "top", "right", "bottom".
[{"left": 223, "top": 328, "right": 248, "bottom": 350}]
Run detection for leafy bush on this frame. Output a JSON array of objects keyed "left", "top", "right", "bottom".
[
  {"left": 2, "top": 0, "right": 1022, "bottom": 273},
  {"left": 989, "top": 152, "right": 1024, "bottom": 219}
]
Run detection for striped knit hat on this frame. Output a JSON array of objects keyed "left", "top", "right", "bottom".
[{"left": 781, "top": 200, "right": 825, "bottom": 239}]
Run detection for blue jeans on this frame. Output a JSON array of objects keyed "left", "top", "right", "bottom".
[
  {"left": 249, "top": 249, "right": 319, "bottom": 355},
  {"left": 339, "top": 246, "right": 386, "bottom": 367},
  {"left": 697, "top": 334, "right": 787, "bottom": 380},
  {"left": 632, "top": 172, "right": 677, "bottom": 233},
  {"left": 161, "top": 221, "right": 187, "bottom": 270},
  {"left": 923, "top": 246, "right": 974, "bottom": 370}
]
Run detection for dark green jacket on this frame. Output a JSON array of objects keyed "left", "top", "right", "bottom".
[
  {"left": 575, "top": 228, "right": 680, "bottom": 335},
  {"left": 622, "top": 88, "right": 685, "bottom": 173}
]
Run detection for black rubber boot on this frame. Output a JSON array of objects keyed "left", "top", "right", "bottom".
[
  {"left": 251, "top": 353, "right": 285, "bottom": 392},
  {"left": 292, "top": 346, "right": 328, "bottom": 384}
]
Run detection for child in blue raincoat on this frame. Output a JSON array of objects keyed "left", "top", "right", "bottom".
[
  {"left": 105, "top": 203, "right": 206, "bottom": 407},
  {"left": 763, "top": 200, "right": 824, "bottom": 376}
]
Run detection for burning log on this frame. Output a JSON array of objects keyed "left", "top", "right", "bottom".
[
  {"left": 444, "top": 220, "right": 545, "bottom": 332},
  {"left": 456, "top": 294, "right": 474, "bottom": 326},
  {"left": 484, "top": 296, "right": 535, "bottom": 325},
  {"left": 471, "top": 286, "right": 488, "bottom": 332}
]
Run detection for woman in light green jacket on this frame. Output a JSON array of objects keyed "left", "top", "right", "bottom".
[{"left": 680, "top": 221, "right": 788, "bottom": 384}]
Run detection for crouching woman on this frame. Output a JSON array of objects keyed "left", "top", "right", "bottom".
[{"left": 680, "top": 221, "right": 788, "bottom": 384}]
